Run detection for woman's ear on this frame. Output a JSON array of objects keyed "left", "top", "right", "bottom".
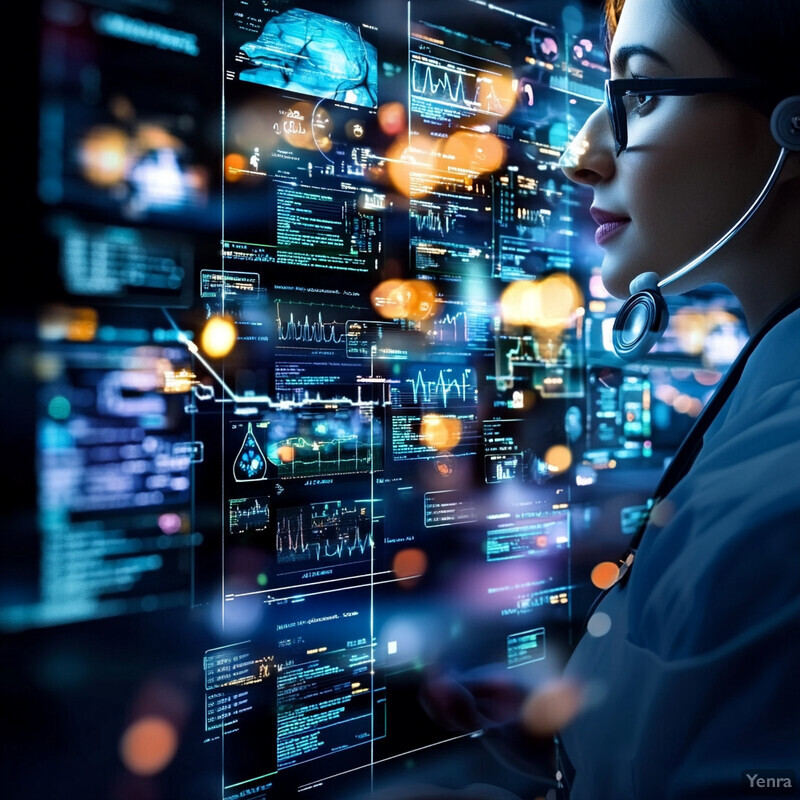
[{"left": 770, "top": 96, "right": 800, "bottom": 152}]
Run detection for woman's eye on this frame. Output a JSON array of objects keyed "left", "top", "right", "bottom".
[{"left": 624, "top": 92, "right": 656, "bottom": 115}]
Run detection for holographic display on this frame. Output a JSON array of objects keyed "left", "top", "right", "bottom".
[{"left": 5, "top": 1, "right": 752, "bottom": 799}]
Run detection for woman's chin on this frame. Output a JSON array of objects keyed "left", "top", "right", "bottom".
[{"left": 600, "top": 259, "right": 638, "bottom": 300}]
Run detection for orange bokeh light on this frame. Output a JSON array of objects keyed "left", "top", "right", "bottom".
[
  {"left": 402, "top": 279, "right": 437, "bottom": 321},
  {"left": 370, "top": 279, "right": 437, "bottom": 321},
  {"left": 591, "top": 561, "right": 620, "bottom": 590},
  {"left": 201, "top": 315, "right": 237, "bottom": 359},
  {"left": 80, "top": 126, "right": 129, "bottom": 187},
  {"left": 500, "top": 274, "right": 583, "bottom": 330},
  {"left": 119, "top": 715, "right": 178, "bottom": 777},
  {"left": 392, "top": 548, "right": 428, "bottom": 589},
  {"left": 671, "top": 309, "right": 739, "bottom": 357},
  {"left": 443, "top": 131, "right": 507, "bottom": 175},
  {"left": 370, "top": 279, "right": 406, "bottom": 319},
  {"left": 385, "top": 135, "right": 441, "bottom": 198},
  {"left": 38, "top": 305, "right": 99, "bottom": 342},
  {"left": 224, "top": 152, "right": 248, "bottom": 181},
  {"left": 537, "top": 274, "right": 583, "bottom": 326},
  {"left": 135, "top": 123, "right": 180, "bottom": 152},
  {"left": 420, "top": 414, "right": 462, "bottom": 450},
  {"left": 281, "top": 101, "right": 316, "bottom": 151},
  {"left": 544, "top": 444, "right": 572, "bottom": 473},
  {"left": 673, "top": 393, "right": 694, "bottom": 415},
  {"left": 277, "top": 445, "right": 295, "bottom": 463},
  {"left": 499, "top": 279, "right": 537, "bottom": 326},
  {"left": 378, "top": 102, "right": 407, "bottom": 136}
]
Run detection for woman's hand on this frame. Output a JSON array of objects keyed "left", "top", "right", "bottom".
[{"left": 417, "top": 662, "right": 535, "bottom": 733}]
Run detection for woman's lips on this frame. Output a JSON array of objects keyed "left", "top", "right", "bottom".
[
  {"left": 595, "top": 219, "right": 631, "bottom": 246},
  {"left": 591, "top": 207, "right": 631, "bottom": 246}
]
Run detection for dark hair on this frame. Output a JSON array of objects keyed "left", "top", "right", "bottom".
[{"left": 604, "top": 0, "right": 800, "bottom": 114}]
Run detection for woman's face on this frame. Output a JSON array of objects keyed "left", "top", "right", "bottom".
[{"left": 562, "top": 0, "right": 778, "bottom": 299}]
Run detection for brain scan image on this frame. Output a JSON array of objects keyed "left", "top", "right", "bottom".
[{"left": 239, "top": 8, "right": 378, "bottom": 108}]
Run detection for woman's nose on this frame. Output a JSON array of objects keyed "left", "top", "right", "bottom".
[{"left": 560, "top": 104, "right": 616, "bottom": 186}]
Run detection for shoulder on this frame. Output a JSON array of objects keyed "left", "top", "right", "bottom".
[
  {"left": 725, "top": 304, "right": 800, "bottom": 416},
  {"left": 627, "top": 306, "right": 800, "bottom": 657},
  {"left": 696, "top": 304, "right": 800, "bottom": 481}
]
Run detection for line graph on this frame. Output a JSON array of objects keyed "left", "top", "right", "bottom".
[
  {"left": 277, "top": 302, "right": 346, "bottom": 345},
  {"left": 266, "top": 409, "right": 382, "bottom": 477},
  {"left": 410, "top": 207, "right": 455, "bottom": 236},
  {"left": 268, "top": 434, "right": 369, "bottom": 475},
  {"left": 276, "top": 500, "right": 375, "bottom": 567},
  {"left": 229, "top": 496, "right": 270, "bottom": 535},
  {"left": 411, "top": 59, "right": 509, "bottom": 116},
  {"left": 430, "top": 311, "right": 470, "bottom": 344},
  {"left": 392, "top": 367, "right": 477, "bottom": 408},
  {"left": 163, "top": 308, "right": 379, "bottom": 412}
]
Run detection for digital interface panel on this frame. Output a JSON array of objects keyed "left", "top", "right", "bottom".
[{"left": 4, "top": 1, "right": 750, "bottom": 799}]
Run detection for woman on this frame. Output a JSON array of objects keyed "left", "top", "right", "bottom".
[
  {"left": 367, "top": 1, "right": 798, "bottom": 797},
  {"left": 552, "top": 0, "right": 800, "bottom": 797}
]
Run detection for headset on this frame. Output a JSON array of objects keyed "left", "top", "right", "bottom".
[{"left": 612, "top": 95, "right": 800, "bottom": 361}]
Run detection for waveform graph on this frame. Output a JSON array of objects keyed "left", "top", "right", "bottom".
[
  {"left": 229, "top": 496, "right": 270, "bottom": 536},
  {"left": 224, "top": 493, "right": 274, "bottom": 599},
  {"left": 276, "top": 300, "right": 348, "bottom": 347},
  {"left": 410, "top": 206, "right": 454, "bottom": 237},
  {"left": 430, "top": 311, "right": 470, "bottom": 345},
  {"left": 409, "top": 196, "right": 471, "bottom": 239},
  {"left": 273, "top": 358, "right": 366, "bottom": 407},
  {"left": 410, "top": 53, "right": 514, "bottom": 119},
  {"left": 412, "top": 60, "right": 472, "bottom": 108},
  {"left": 391, "top": 366, "right": 478, "bottom": 409},
  {"left": 274, "top": 500, "right": 378, "bottom": 576},
  {"left": 265, "top": 408, "right": 382, "bottom": 478}
]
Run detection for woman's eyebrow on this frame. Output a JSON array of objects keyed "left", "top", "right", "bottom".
[{"left": 612, "top": 44, "right": 674, "bottom": 74}]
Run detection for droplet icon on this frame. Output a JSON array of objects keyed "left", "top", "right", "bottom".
[{"left": 234, "top": 422, "right": 267, "bottom": 481}]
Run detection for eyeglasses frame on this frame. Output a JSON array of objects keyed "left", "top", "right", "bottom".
[{"left": 605, "top": 76, "right": 762, "bottom": 155}]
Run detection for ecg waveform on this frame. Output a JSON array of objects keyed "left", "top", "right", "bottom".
[
  {"left": 275, "top": 501, "right": 374, "bottom": 566},
  {"left": 411, "top": 60, "right": 508, "bottom": 115},
  {"left": 277, "top": 306, "right": 346, "bottom": 345},
  {"left": 396, "top": 368, "right": 477, "bottom": 407}
]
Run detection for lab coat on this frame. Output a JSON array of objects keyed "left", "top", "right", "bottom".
[{"left": 559, "top": 306, "right": 800, "bottom": 798}]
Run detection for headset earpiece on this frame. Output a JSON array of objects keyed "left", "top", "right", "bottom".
[
  {"left": 612, "top": 274, "right": 669, "bottom": 362},
  {"left": 770, "top": 96, "right": 800, "bottom": 151}
]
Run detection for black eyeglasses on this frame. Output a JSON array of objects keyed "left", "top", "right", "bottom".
[{"left": 605, "top": 77, "right": 762, "bottom": 154}]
